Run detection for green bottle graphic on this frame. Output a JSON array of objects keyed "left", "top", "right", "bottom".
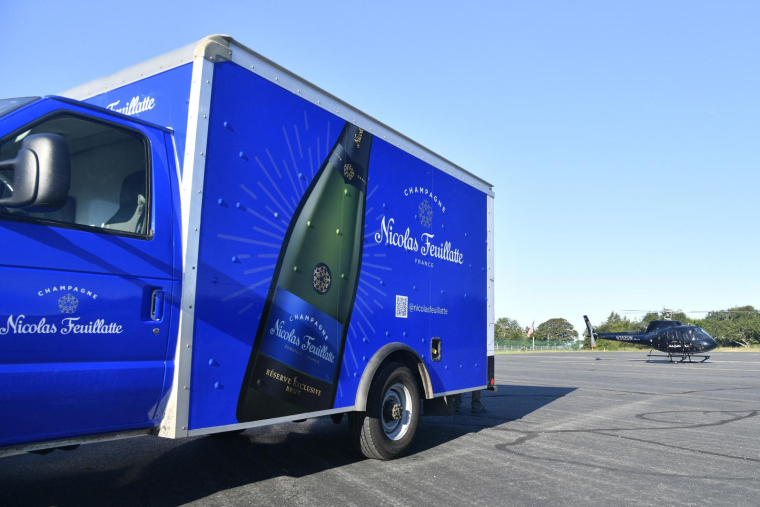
[{"left": 237, "top": 123, "right": 373, "bottom": 422}]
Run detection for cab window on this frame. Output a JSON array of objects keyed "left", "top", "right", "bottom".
[{"left": 0, "top": 114, "right": 150, "bottom": 236}]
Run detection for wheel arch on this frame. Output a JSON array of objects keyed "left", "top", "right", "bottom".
[{"left": 354, "top": 343, "right": 433, "bottom": 411}]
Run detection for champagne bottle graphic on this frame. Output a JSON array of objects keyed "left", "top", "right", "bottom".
[{"left": 237, "top": 123, "right": 373, "bottom": 422}]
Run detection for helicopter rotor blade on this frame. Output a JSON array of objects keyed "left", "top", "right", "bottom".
[{"left": 620, "top": 309, "right": 758, "bottom": 315}]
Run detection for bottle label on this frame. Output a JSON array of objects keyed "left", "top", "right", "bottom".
[
  {"left": 332, "top": 140, "right": 369, "bottom": 193},
  {"left": 337, "top": 160, "right": 368, "bottom": 192},
  {"left": 257, "top": 288, "right": 342, "bottom": 384},
  {"left": 249, "top": 354, "right": 333, "bottom": 412}
]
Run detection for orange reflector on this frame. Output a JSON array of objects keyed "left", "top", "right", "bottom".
[{"left": 490, "top": 378, "right": 495, "bottom": 386}]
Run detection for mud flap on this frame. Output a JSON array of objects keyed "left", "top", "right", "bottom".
[{"left": 486, "top": 355, "right": 497, "bottom": 391}]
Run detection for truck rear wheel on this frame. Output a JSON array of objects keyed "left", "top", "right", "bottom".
[{"left": 349, "top": 362, "right": 420, "bottom": 460}]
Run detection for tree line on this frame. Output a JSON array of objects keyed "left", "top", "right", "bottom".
[
  {"left": 496, "top": 306, "right": 760, "bottom": 349},
  {"left": 495, "top": 317, "right": 578, "bottom": 344}
]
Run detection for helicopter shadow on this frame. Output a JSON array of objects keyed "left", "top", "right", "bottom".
[{"left": 593, "top": 355, "right": 714, "bottom": 364}]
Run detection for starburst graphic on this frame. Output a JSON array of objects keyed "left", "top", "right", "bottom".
[
  {"left": 312, "top": 263, "right": 332, "bottom": 294},
  {"left": 58, "top": 294, "right": 79, "bottom": 314},
  {"left": 418, "top": 199, "right": 433, "bottom": 228},
  {"left": 211, "top": 106, "right": 392, "bottom": 399}
]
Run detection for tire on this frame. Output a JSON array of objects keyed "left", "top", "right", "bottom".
[{"left": 349, "top": 362, "right": 420, "bottom": 460}]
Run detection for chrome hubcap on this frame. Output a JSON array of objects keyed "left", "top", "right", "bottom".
[{"left": 380, "top": 382, "right": 412, "bottom": 441}]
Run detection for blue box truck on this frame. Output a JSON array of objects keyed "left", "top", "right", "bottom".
[{"left": 0, "top": 35, "right": 495, "bottom": 460}]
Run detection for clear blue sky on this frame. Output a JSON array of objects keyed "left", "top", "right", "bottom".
[{"left": 2, "top": 1, "right": 758, "bottom": 334}]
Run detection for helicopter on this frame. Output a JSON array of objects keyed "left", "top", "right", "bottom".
[{"left": 583, "top": 315, "right": 718, "bottom": 363}]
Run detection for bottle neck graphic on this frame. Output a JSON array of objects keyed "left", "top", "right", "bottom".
[{"left": 331, "top": 126, "right": 372, "bottom": 192}]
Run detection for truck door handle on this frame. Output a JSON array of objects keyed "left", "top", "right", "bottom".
[{"left": 151, "top": 289, "right": 165, "bottom": 321}]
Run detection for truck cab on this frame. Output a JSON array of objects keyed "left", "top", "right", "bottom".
[{"left": 0, "top": 96, "right": 181, "bottom": 449}]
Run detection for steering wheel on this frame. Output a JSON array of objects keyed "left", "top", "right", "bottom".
[{"left": 0, "top": 172, "right": 12, "bottom": 195}]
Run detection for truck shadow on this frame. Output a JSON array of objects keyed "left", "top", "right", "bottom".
[{"left": 0, "top": 384, "right": 574, "bottom": 507}]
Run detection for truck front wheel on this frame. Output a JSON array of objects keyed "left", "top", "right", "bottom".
[{"left": 349, "top": 362, "right": 420, "bottom": 460}]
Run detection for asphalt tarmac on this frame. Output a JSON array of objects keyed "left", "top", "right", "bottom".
[{"left": 2, "top": 352, "right": 759, "bottom": 507}]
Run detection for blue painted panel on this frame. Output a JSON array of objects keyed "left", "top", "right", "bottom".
[
  {"left": 429, "top": 169, "right": 488, "bottom": 391},
  {"left": 189, "top": 61, "right": 342, "bottom": 429},
  {"left": 333, "top": 138, "right": 435, "bottom": 407},
  {"left": 153, "top": 132, "right": 184, "bottom": 418},
  {"left": 0, "top": 98, "right": 178, "bottom": 446},
  {"left": 152, "top": 279, "right": 182, "bottom": 421},
  {"left": 0, "top": 359, "right": 165, "bottom": 447},
  {"left": 0, "top": 99, "right": 175, "bottom": 281},
  {"left": 189, "top": 61, "right": 488, "bottom": 429},
  {"left": 82, "top": 64, "right": 192, "bottom": 175}
]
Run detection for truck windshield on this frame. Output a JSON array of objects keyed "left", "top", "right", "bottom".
[{"left": 0, "top": 97, "right": 39, "bottom": 118}]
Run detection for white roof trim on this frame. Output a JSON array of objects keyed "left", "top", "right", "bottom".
[
  {"left": 60, "top": 43, "right": 196, "bottom": 100},
  {"left": 58, "top": 35, "right": 494, "bottom": 195}
]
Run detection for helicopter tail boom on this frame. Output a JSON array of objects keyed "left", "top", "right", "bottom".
[
  {"left": 583, "top": 315, "right": 651, "bottom": 347},
  {"left": 583, "top": 315, "right": 596, "bottom": 348}
]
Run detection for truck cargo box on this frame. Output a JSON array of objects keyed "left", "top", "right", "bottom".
[{"left": 0, "top": 35, "right": 494, "bottom": 459}]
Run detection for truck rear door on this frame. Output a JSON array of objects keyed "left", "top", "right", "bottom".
[{"left": 0, "top": 98, "right": 178, "bottom": 447}]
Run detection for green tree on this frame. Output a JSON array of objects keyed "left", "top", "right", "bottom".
[
  {"left": 697, "top": 306, "right": 760, "bottom": 346},
  {"left": 495, "top": 317, "right": 524, "bottom": 344},
  {"left": 535, "top": 318, "right": 578, "bottom": 343},
  {"left": 596, "top": 312, "right": 638, "bottom": 333}
]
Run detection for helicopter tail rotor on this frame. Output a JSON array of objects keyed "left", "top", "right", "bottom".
[{"left": 583, "top": 315, "right": 596, "bottom": 348}]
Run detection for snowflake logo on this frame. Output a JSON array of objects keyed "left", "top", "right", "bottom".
[
  {"left": 58, "top": 293, "right": 79, "bottom": 314},
  {"left": 343, "top": 163, "right": 354, "bottom": 180},
  {"left": 312, "top": 263, "right": 332, "bottom": 294},
  {"left": 418, "top": 199, "right": 433, "bottom": 228}
]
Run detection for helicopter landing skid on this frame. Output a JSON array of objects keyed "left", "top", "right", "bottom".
[{"left": 647, "top": 349, "right": 710, "bottom": 363}]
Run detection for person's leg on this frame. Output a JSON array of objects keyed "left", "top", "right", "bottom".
[
  {"left": 470, "top": 390, "right": 487, "bottom": 413},
  {"left": 452, "top": 393, "right": 463, "bottom": 413}
]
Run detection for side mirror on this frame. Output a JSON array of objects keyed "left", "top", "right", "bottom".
[{"left": 0, "top": 133, "right": 71, "bottom": 210}]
